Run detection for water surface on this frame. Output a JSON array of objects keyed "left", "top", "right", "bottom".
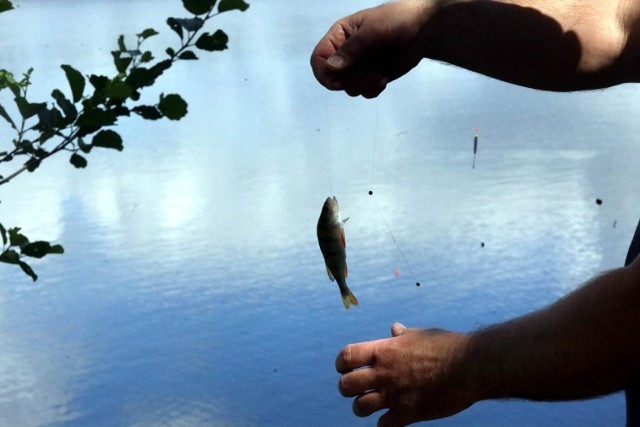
[{"left": 1, "top": 1, "right": 639, "bottom": 426}]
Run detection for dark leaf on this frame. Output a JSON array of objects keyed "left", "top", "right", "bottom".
[
  {"left": 104, "top": 79, "right": 133, "bottom": 99},
  {"left": 16, "top": 139, "right": 33, "bottom": 153},
  {"left": 14, "top": 96, "right": 46, "bottom": 119},
  {"left": 0, "top": 249, "right": 19, "bottom": 264},
  {"left": 158, "top": 93, "right": 188, "bottom": 121},
  {"left": 0, "top": 69, "right": 19, "bottom": 94},
  {"left": 126, "top": 60, "right": 171, "bottom": 90},
  {"left": 49, "top": 245, "right": 64, "bottom": 254},
  {"left": 218, "top": 0, "right": 249, "bottom": 12},
  {"left": 19, "top": 261, "right": 37, "bottom": 281},
  {"left": 126, "top": 67, "right": 155, "bottom": 89},
  {"left": 117, "top": 34, "right": 127, "bottom": 52},
  {"left": 0, "top": 102, "right": 16, "bottom": 129},
  {"left": 132, "top": 105, "right": 163, "bottom": 120},
  {"left": 21, "top": 241, "right": 51, "bottom": 258},
  {"left": 78, "top": 137, "right": 92, "bottom": 153},
  {"left": 0, "top": 223, "right": 6, "bottom": 246},
  {"left": 178, "top": 51, "right": 198, "bottom": 60},
  {"left": 0, "top": 0, "right": 14, "bottom": 13},
  {"left": 167, "top": 17, "right": 184, "bottom": 39},
  {"left": 166, "top": 47, "right": 176, "bottom": 58},
  {"left": 36, "top": 107, "right": 63, "bottom": 130},
  {"left": 51, "top": 89, "right": 78, "bottom": 122},
  {"left": 8, "top": 227, "right": 28, "bottom": 247},
  {"left": 0, "top": 69, "right": 21, "bottom": 97},
  {"left": 141, "top": 51, "right": 154, "bottom": 63},
  {"left": 150, "top": 60, "right": 172, "bottom": 77},
  {"left": 61, "top": 64, "right": 85, "bottom": 103},
  {"left": 92, "top": 129, "right": 123, "bottom": 151},
  {"left": 109, "top": 105, "right": 130, "bottom": 117},
  {"left": 70, "top": 153, "right": 88, "bottom": 168},
  {"left": 89, "top": 75, "right": 110, "bottom": 92},
  {"left": 182, "top": 0, "right": 216, "bottom": 15},
  {"left": 195, "top": 30, "right": 228, "bottom": 52},
  {"left": 76, "top": 107, "right": 116, "bottom": 128},
  {"left": 111, "top": 51, "right": 133, "bottom": 74},
  {"left": 34, "top": 148, "right": 48, "bottom": 159},
  {"left": 175, "top": 17, "right": 204, "bottom": 32},
  {"left": 137, "top": 28, "right": 159, "bottom": 40},
  {"left": 26, "top": 158, "right": 40, "bottom": 172}
]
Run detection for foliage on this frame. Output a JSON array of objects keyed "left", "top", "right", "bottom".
[{"left": 0, "top": 0, "right": 249, "bottom": 280}]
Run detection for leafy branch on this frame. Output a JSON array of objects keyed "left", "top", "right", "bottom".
[{"left": 0, "top": 0, "right": 249, "bottom": 280}]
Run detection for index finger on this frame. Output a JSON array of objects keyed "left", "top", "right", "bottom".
[
  {"left": 335, "top": 338, "right": 388, "bottom": 373},
  {"left": 310, "top": 22, "right": 349, "bottom": 90}
]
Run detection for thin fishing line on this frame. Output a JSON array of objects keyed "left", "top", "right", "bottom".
[
  {"left": 325, "top": 91, "right": 333, "bottom": 194},
  {"left": 371, "top": 195, "right": 420, "bottom": 286},
  {"left": 370, "top": 99, "right": 380, "bottom": 189},
  {"left": 368, "top": 98, "right": 421, "bottom": 287}
]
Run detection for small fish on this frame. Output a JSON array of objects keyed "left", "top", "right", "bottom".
[{"left": 317, "top": 196, "right": 358, "bottom": 309}]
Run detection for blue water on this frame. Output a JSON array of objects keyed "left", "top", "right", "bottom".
[{"left": 1, "top": 1, "right": 639, "bottom": 426}]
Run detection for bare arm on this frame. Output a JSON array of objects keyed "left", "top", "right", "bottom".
[
  {"left": 311, "top": 0, "right": 640, "bottom": 95},
  {"left": 336, "top": 256, "right": 640, "bottom": 426},
  {"left": 469, "top": 254, "right": 640, "bottom": 401}
]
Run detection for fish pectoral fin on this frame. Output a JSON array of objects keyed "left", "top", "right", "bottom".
[
  {"left": 342, "top": 217, "right": 349, "bottom": 224},
  {"left": 341, "top": 229, "right": 346, "bottom": 248},
  {"left": 325, "top": 265, "right": 336, "bottom": 281}
]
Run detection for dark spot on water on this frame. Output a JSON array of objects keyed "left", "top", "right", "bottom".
[
  {"left": 273, "top": 368, "right": 278, "bottom": 373},
  {"left": 368, "top": 190, "right": 373, "bottom": 195},
  {"left": 481, "top": 242, "right": 485, "bottom": 247},
  {"left": 596, "top": 198, "right": 603, "bottom": 205},
  {"left": 416, "top": 282, "right": 420, "bottom": 287}
]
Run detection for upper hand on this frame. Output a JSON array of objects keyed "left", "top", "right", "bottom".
[{"left": 310, "top": 1, "right": 432, "bottom": 98}]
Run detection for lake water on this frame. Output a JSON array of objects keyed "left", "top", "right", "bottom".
[{"left": 1, "top": 1, "right": 639, "bottom": 426}]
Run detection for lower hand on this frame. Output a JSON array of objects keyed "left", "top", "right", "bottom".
[{"left": 336, "top": 323, "right": 478, "bottom": 426}]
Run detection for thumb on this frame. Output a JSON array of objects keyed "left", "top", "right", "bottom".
[
  {"left": 326, "top": 20, "right": 376, "bottom": 71},
  {"left": 390, "top": 322, "right": 407, "bottom": 337}
]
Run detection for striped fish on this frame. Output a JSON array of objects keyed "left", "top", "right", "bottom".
[{"left": 317, "top": 196, "right": 358, "bottom": 309}]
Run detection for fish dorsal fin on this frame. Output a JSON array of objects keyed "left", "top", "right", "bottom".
[
  {"left": 325, "top": 265, "right": 335, "bottom": 281},
  {"left": 342, "top": 217, "right": 349, "bottom": 224}
]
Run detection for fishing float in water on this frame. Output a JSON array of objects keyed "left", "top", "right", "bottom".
[{"left": 472, "top": 128, "right": 479, "bottom": 169}]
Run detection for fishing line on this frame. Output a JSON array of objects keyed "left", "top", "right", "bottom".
[
  {"left": 368, "top": 98, "right": 421, "bottom": 287},
  {"left": 370, "top": 99, "right": 379, "bottom": 190},
  {"left": 325, "top": 90, "right": 333, "bottom": 194},
  {"left": 371, "top": 194, "right": 421, "bottom": 287}
]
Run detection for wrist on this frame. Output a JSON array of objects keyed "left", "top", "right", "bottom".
[
  {"left": 460, "top": 328, "right": 510, "bottom": 402},
  {"left": 444, "top": 331, "right": 499, "bottom": 405}
]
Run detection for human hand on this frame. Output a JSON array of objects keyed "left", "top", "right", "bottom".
[
  {"left": 310, "top": 0, "right": 432, "bottom": 98},
  {"left": 336, "top": 323, "right": 479, "bottom": 426}
]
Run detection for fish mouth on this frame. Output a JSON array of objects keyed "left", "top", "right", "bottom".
[{"left": 324, "top": 196, "right": 338, "bottom": 207}]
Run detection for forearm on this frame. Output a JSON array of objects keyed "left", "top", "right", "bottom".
[
  {"left": 467, "top": 257, "right": 640, "bottom": 401},
  {"left": 421, "top": 0, "right": 638, "bottom": 91}
]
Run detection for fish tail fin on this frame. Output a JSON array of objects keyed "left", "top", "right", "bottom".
[{"left": 340, "top": 288, "right": 359, "bottom": 310}]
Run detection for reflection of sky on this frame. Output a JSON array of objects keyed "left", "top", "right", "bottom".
[{"left": 1, "top": 0, "right": 639, "bottom": 425}]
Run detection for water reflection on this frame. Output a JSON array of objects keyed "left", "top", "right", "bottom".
[{"left": 0, "top": 0, "right": 639, "bottom": 425}]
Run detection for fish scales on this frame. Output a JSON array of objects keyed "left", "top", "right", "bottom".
[{"left": 317, "top": 196, "right": 358, "bottom": 309}]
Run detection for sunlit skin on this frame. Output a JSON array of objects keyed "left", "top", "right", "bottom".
[{"left": 312, "top": 0, "right": 640, "bottom": 425}]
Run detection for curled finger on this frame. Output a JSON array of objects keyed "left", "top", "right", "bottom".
[
  {"left": 353, "top": 390, "right": 386, "bottom": 417},
  {"left": 336, "top": 340, "right": 385, "bottom": 373},
  {"left": 339, "top": 366, "right": 377, "bottom": 397}
]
